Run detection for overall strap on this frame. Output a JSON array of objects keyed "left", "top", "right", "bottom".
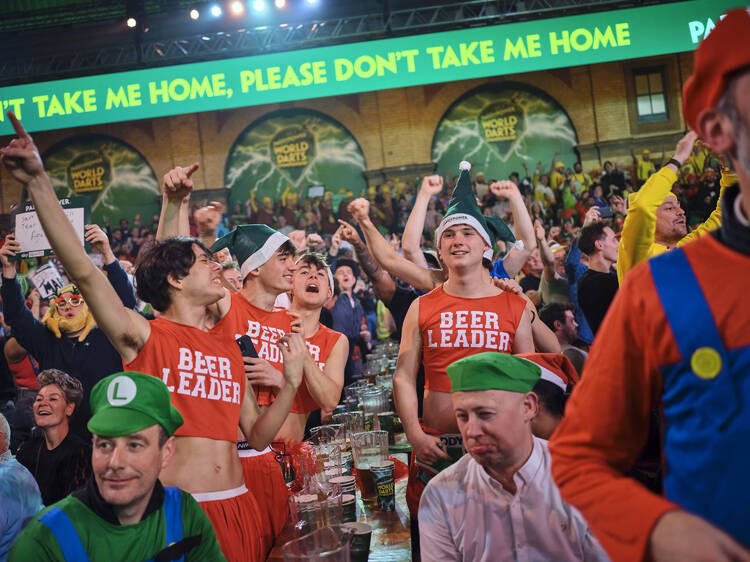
[
  {"left": 39, "top": 507, "right": 90, "bottom": 562},
  {"left": 649, "top": 247, "right": 724, "bottom": 357},
  {"left": 162, "top": 487, "right": 184, "bottom": 561}
]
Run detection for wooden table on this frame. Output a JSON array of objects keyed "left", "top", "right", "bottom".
[{"left": 267, "top": 477, "right": 412, "bottom": 561}]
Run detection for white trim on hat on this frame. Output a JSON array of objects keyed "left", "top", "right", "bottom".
[
  {"left": 539, "top": 366, "right": 567, "bottom": 391},
  {"left": 435, "top": 213, "right": 494, "bottom": 260},
  {"left": 239, "top": 231, "right": 290, "bottom": 279}
]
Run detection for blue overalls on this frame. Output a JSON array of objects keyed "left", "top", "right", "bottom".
[
  {"left": 650, "top": 248, "right": 750, "bottom": 547},
  {"left": 37, "top": 486, "right": 185, "bottom": 561}
]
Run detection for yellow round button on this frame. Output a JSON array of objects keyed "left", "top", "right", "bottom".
[{"left": 690, "top": 347, "right": 722, "bottom": 380}]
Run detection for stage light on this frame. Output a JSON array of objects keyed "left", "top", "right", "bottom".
[
  {"left": 189, "top": 8, "right": 200, "bottom": 20},
  {"left": 210, "top": 4, "right": 222, "bottom": 17},
  {"left": 305, "top": 0, "right": 318, "bottom": 4},
  {"left": 126, "top": 17, "right": 137, "bottom": 27},
  {"left": 275, "top": 0, "right": 286, "bottom": 7},
  {"left": 253, "top": 0, "right": 266, "bottom": 11},
  {"left": 230, "top": 1, "right": 245, "bottom": 15}
]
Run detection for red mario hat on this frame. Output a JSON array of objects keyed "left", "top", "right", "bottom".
[{"left": 683, "top": 8, "right": 750, "bottom": 134}]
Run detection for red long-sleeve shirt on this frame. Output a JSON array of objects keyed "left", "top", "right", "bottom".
[{"left": 549, "top": 232, "right": 750, "bottom": 561}]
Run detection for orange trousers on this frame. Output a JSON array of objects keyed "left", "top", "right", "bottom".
[
  {"left": 241, "top": 448, "right": 290, "bottom": 554},
  {"left": 196, "top": 485, "right": 264, "bottom": 562}
]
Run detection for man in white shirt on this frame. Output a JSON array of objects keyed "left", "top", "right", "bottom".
[{"left": 418, "top": 352, "right": 607, "bottom": 562}]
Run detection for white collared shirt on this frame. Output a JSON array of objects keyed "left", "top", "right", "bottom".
[{"left": 418, "top": 437, "right": 609, "bottom": 562}]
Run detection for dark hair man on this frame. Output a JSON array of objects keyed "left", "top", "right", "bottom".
[
  {"left": 577, "top": 221, "right": 619, "bottom": 335},
  {"left": 550, "top": 10, "right": 750, "bottom": 561},
  {"left": 538, "top": 303, "right": 587, "bottom": 374},
  {"left": 9, "top": 372, "right": 225, "bottom": 561}
]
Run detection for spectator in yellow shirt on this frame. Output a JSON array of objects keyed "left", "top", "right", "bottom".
[
  {"left": 617, "top": 131, "right": 735, "bottom": 283},
  {"left": 550, "top": 157, "right": 566, "bottom": 192},
  {"left": 571, "top": 162, "right": 592, "bottom": 193}
]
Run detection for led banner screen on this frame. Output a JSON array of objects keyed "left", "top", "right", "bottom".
[{"left": 0, "top": 0, "right": 738, "bottom": 134}]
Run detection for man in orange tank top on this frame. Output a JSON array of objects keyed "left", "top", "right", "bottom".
[
  {"left": 156, "top": 166, "right": 304, "bottom": 550},
  {"left": 288, "top": 253, "right": 348, "bottom": 422},
  {"left": 391, "top": 161, "right": 534, "bottom": 553},
  {"left": 1, "top": 119, "right": 307, "bottom": 562}
]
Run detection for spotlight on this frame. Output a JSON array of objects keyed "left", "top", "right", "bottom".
[
  {"left": 126, "top": 17, "right": 137, "bottom": 27},
  {"left": 305, "top": 0, "right": 318, "bottom": 4},
  {"left": 253, "top": 0, "right": 266, "bottom": 11},
  {"left": 230, "top": 1, "right": 245, "bottom": 14},
  {"left": 189, "top": 8, "right": 200, "bottom": 20},
  {"left": 210, "top": 4, "right": 222, "bottom": 17},
  {"left": 274, "top": 0, "right": 286, "bottom": 7}
]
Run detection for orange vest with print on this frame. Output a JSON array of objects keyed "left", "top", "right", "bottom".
[
  {"left": 419, "top": 285, "right": 526, "bottom": 392},
  {"left": 292, "top": 324, "right": 344, "bottom": 414},
  {"left": 126, "top": 318, "right": 244, "bottom": 442},
  {"left": 211, "top": 291, "right": 292, "bottom": 407}
]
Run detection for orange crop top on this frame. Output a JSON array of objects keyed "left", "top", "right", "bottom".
[
  {"left": 418, "top": 285, "right": 526, "bottom": 392},
  {"left": 126, "top": 317, "right": 245, "bottom": 442},
  {"left": 291, "top": 325, "right": 344, "bottom": 414},
  {"left": 211, "top": 291, "right": 292, "bottom": 406}
]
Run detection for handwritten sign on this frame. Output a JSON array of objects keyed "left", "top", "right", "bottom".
[{"left": 13, "top": 197, "right": 90, "bottom": 259}]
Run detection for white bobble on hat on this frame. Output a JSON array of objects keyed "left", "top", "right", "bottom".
[{"left": 459, "top": 161, "right": 471, "bottom": 171}]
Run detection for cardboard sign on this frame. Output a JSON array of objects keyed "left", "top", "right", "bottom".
[
  {"left": 13, "top": 197, "right": 90, "bottom": 259},
  {"left": 27, "top": 263, "right": 64, "bottom": 300}
]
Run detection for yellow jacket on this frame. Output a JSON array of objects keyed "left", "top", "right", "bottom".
[{"left": 617, "top": 167, "right": 734, "bottom": 284}]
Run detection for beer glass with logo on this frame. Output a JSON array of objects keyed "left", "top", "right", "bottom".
[{"left": 350, "top": 430, "right": 388, "bottom": 505}]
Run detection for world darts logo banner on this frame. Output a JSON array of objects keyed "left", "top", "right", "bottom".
[
  {"left": 478, "top": 97, "right": 526, "bottom": 160},
  {"left": 43, "top": 134, "right": 160, "bottom": 228},
  {"left": 225, "top": 109, "right": 366, "bottom": 206},
  {"left": 67, "top": 151, "right": 112, "bottom": 193},
  {"left": 432, "top": 83, "right": 578, "bottom": 181},
  {"left": 271, "top": 125, "right": 316, "bottom": 181}
]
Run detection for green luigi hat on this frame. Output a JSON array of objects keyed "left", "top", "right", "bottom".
[
  {"left": 88, "top": 372, "right": 184, "bottom": 437},
  {"left": 210, "top": 224, "right": 292, "bottom": 280},
  {"left": 435, "top": 161, "right": 515, "bottom": 261},
  {"left": 447, "top": 352, "right": 541, "bottom": 393}
]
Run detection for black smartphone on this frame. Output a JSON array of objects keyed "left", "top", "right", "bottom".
[
  {"left": 235, "top": 335, "right": 258, "bottom": 359},
  {"left": 598, "top": 205, "right": 614, "bottom": 218}
]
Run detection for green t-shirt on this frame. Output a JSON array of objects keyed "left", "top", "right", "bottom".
[{"left": 9, "top": 487, "right": 226, "bottom": 562}]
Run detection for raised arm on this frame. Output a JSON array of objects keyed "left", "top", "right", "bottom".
[
  {"left": 85, "top": 224, "right": 136, "bottom": 309},
  {"left": 678, "top": 166, "right": 735, "bottom": 246},
  {"left": 534, "top": 220, "right": 556, "bottom": 282},
  {"left": 338, "top": 219, "right": 396, "bottom": 303},
  {"left": 239, "top": 333, "right": 305, "bottom": 450},
  {"left": 156, "top": 164, "right": 198, "bottom": 241},
  {"left": 617, "top": 131, "right": 697, "bottom": 283},
  {"left": 0, "top": 112, "right": 149, "bottom": 363},
  {"left": 402, "top": 175, "right": 443, "bottom": 267},
  {"left": 491, "top": 180, "right": 536, "bottom": 277},
  {"left": 347, "top": 199, "right": 440, "bottom": 292}
]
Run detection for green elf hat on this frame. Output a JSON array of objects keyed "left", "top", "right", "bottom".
[
  {"left": 447, "top": 352, "right": 541, "bottom": 393},
  {"left": 435, "top": 161, "right": 515, "bottom": 261},
  {"left": 210, "top": 224, "right": 292, "bottom": 281},
  {"left": 88, "top": 372, "right": 184, "bottom": 437}
]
